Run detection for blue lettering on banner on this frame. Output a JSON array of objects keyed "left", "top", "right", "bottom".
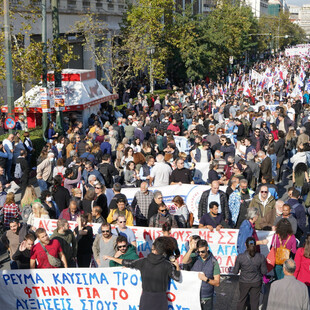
[
  {"left": 80, "top": 299, "right": 118, "bottom": 310},
  {"left": 16, "top": 298, "right": 73, "bottom": 310},
  {"left": 53, "top": 273, "right": 109, "bottom": 285},
  {"left": 3, "top": 273, "right": 44, "bottom": 286},
  {"left": 231, "top": 246, "right": 237, "bottom": 256},
  {"left": 129, "top": 306, "right": 138, "bottom": 310},
  {"left": 113, "top": 271, "right": 138, "bottom": 286},
  {"left": 180, "top": 244, "right": 187, "bottom": 255},
  {"left": 217, "top": 245, "right": 237, "bottom": 256},
  {"left": 168, "top": 279, "right": 178, "bottom": 291},
  {"left": 217, "top": 245, "right": 224, "bottom": 256},
  {"left": 168, "top": 306, "right": 190, "bottom": 310},
  {"left": 130, "top": 274, "right": 138, "bottom": 286},
  {"left": 137, "top": 241, "right": 152, "bottom": 252}
]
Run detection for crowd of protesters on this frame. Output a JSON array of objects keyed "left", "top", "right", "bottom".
[{"left": 0, "top": 52, "right": 309, "bottom": 309}]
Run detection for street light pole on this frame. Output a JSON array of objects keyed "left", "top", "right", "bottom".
[
  {"left": 51, "top": 0, "right": 63, "bottom": 133},
  {"left": 4, "top": 0, "right": 14, "bottom": 134},
  {"left": 41, "top": 0, "right": 49, "bottom": 138}
]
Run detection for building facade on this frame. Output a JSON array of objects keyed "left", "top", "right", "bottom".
[
  {"left": 1, "top": 0, "right": 128, "bottom": 100},
  {"left": 243, "top": 0, "right": 269, "bottom": 18}
]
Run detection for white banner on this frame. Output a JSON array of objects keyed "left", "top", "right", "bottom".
[
  {"left": 0, "top": 268, "right": 201, "bottom": 310},
  {"left": 285, "top": 46, "right": 310, "bottom": 57},
  {"left": 33, "top": 219, "right": 275, "bottom": 275},
  {"left": 108, "top": 184, "right": 223, "bottom": 225}
]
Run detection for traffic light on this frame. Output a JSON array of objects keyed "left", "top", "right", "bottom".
[{"left": 269, "top": 32, "right": 272, "bottom": 39}]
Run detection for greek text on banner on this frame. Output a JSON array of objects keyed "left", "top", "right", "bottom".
[
  {"left": 0, "top": 268, "right": 201, "bottom": 310},
  {"left": 33, "top": 219, "right": 275, "bottom": 275}
]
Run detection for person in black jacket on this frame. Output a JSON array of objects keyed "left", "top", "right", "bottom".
[
  {"left": 52, "top": 175, "right": 71, "bottom": 213},
  {"left": 16, "top": 150, "right": 29, "bottom": 198},
  {"left": 97, "top": 154, "right": 119, "bottom": 188},
  {"left": 198, "top": 180, "right": 229, "bottom": 221},
  {"left": 148, "top": 191, "right": 165, "bottom": 223},
  {"left": 12, "top": 233, "right": 35, "bottom": 269},
  {"left": 104, "top": 236, "right": 181, "bottom": 310},
  {"left": 74, "top": 214, "right": 93, "bottom": 267},
  {"left": 233, "top": 237, "right": 267, "bottom": 310},
  {"left": 108, "top": 183, "right": 128, "bottom": 210},
  {"left": 274, "top": 130, "right": 286, "bottom": 182},
  {"left": 94, "top": 183, "right": 108, "bottom": 219}
]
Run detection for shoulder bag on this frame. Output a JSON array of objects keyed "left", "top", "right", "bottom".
[{"left": 40, "top": 242, "right": 62, "bottom": 267}]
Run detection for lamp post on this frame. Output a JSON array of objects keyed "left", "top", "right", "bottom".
[
  {"left": 51, "top": 0, "right": 64, "bottom": 133},
  {"left": 41, "top": 0, "right": 49, "bottom": 139},
  {"left": 147, "top": 47, "right": 155, "bottom": 94},
  {"left": 4, "top": 0, "right": 14, "bottom": 134}
]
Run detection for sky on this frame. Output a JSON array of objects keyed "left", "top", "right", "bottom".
[{"left": 286, "top": 0, "right": 309, "bottom": 6}]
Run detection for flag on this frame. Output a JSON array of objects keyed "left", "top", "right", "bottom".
[
  {"left": 305, "top": 79, "right": 310, "bottom": 92},
  {"left": 286, "top": 81, "right": 291, "bottom": 95}
]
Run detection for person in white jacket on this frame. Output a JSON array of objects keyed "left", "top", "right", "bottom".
[{"left": 291, "top": 146, "right": 307, "bottom": 170}]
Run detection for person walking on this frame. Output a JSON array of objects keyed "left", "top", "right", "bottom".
[
  {"left": 267, "top": 259, "right": 309, "bottom": 310},
  {"left": 233, "top": 237, "right": 267, "bottom": 310},
  {"left": 270, "top": 218, "right": 296, "bottom": 280},
  {"left": 294, "top": 234, "right": 310, "bottom": 299}
]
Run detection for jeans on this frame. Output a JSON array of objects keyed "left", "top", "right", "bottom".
[
  {"left": 287, "top": 149, "right": 296, "bottom": 169},
  {"left": 274, "top": 264, "right": 284, "bottom": 280},
  {"left": 37, "top": 179, "right": 48, "bottom": 191},
  {"left": 10, "top": 260, "right": 18, "bottom": 270},
  {"left": 6, "top": 159, "right": 12, "bottom": 181}
]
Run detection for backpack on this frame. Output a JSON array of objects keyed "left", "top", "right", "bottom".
[
  {"left": 275, "top": 235, "right": 291, "bottom": 265},
  {"left": 54, "top": 167, "right": 65, "bottom": 186},
  {"left": 14, "top": 162, "right": 23, "bottom": 179},
  {"left": 22, "top": 205, "right": 32, "bottom": 223}
]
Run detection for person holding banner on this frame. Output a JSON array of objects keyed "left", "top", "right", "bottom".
[
  {"left": 104, "top": 236, "right": 181, "bottom": 310},
  {"left": 92, "top": 222, "right": 117, "bottom": 267},
  {"left": 30, "top": 228, "right": 68, "bottom": 269},
  {"left": 183, "top": 239, "right": 220, "bottom": 310},
  {"left": 237, "top": 208, "right": 268, "bottom": 255}
]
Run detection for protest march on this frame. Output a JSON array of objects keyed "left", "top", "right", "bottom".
[{"left": 0, "top": 47, "right": 309, "bottom": 310}]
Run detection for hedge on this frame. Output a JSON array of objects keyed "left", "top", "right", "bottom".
[{"left": 0, "top": 127, "right": 45, "bottom": 166}]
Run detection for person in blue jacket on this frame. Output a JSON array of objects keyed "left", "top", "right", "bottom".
[{"left": 237, "top": 207, "right": 268, "bottom": 255}]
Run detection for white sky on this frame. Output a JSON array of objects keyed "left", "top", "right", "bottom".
[{"left": 286, "top": 0, "right": 309, "bottom": 6}]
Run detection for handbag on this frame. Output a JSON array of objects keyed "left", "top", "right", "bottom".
[
  {"left": 275, "top": 235, "right": 291, "bottom": 265},
  {"left": 266, "top": 238, "right": 276, "bottom": 272},
  {"left": 40, "top": 242, "right": 62, "bottom": 267}
]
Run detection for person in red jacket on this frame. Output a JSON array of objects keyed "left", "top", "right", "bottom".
[
  {"left": 167, "top": 119, "right": 180, "bottom": 135},
  {"left": 294, "top": 234, "right": 310, "bottom": 298},
  {"left": 59, "top": 199, "right": 83, "bottom": 221}
]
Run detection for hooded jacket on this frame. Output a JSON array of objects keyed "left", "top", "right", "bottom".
[
  {"left": 122, "top": 253, "right": 180, "bottom": 292},
  {"left": 249, "top": 192, "right": 276, "bottom": 230}
]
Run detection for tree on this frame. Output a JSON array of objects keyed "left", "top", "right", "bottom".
[
  {"left": 72, "top": 13, "right": 133, "bottom": 95},
  {"left": 121, "top": 0, "right": 175, "bottom": 84},
  {"left": 258, "top": 12, "right": 307, "bottom": 52},
  {"left": 173, "top": 1, "right": 258, "bottom": 79}
]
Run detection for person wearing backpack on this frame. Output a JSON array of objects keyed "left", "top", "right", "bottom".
[
  {"left": 15, "top": 150, "right": 29, "bottom": 198},
  {"left": 52, "top": 158, "right": 66, "bottom": 184},
  {"left": 270, "top": 218, "right": 296, "bottom": 280}
]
